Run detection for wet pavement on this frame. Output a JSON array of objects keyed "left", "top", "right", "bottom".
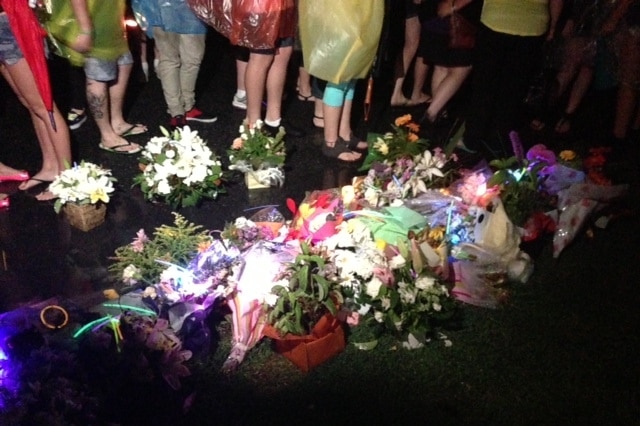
[{"left": 1, "top": 30, "right": 638, "bottom": 314}]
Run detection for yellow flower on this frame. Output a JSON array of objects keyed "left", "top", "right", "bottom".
[
  {"left": 428, "top": 226, "right": 445, "bottom": 243},
  {"left": 90, "top": 188, "right": 109, "bottom": 204},
  {"left": 559, "top": 150, "right": 576, "bottom": 161},
  {"left": 374, "top": 140, "right": 389, "bottom": 155},
  {"left": 407, "top": 132, "right": 419, "bottom": 143},
  {"left": 395, "top": 114, "right": 412, "bottom": 127}
]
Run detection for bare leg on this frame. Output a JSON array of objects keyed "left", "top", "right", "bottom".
[
  {"left": 1, "top": 59, "right": 71, "bottom": 193},
  {"left": 264, "top": 45, "right": 292, "bottom": 123},
  {"left": 555, "top": 65, "right": 593, "bottom": 133},
  {"left": 0, "top": 162, "right": 24, "bottom": 176},
  {"left": 246, "top": 52, "right": 274, "bottom": 125},
  {"left": 313, "top": 97, "right": 324, "bottom": 128},
  {"left": 236, "top": 59, "right": 247, "bottom": 92},
  {"left": 613, "top": 30, "right": 640, "bottom": 139},
  {"left": 410, "top": 56, "right": 431, "bottom": 104},
  {"left": 426, "top": 65, "right": 472, "bottom": 122},
  {"left": 390, "top": 15, "right": 420, "bottom": 106},
  {"left": 297, "top": 66, "right": 314, "bottom": 99},
  {"left": 86, "top": 77, "right": 140, "bottom": 152},
  {"left": 338, "top": 99, "right": 367, "bottom": 149},
  {"left": 109, "top": 63, "right": 145, "bottom": 135}
]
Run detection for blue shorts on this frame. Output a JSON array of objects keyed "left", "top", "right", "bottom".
[
  {"left": 0, "top": 13, "right": 23, "bottom": 66},
  {"left": 84, "top": 51, "right": 134, "bottom": 82},
  {"left": 250, "top": 36, "right": 294, "bottom": 55}
]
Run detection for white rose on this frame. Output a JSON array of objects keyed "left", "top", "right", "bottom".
[{"left": 365, "top": 276, "right": 383, "bottom": 298}]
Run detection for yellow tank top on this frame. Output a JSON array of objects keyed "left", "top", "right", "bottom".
[{"left": 481, "top": 0, "right": 550, "bottom": 36}]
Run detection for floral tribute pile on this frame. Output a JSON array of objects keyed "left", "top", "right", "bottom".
[{"left": 0, "top": 116, "right": 629, "bottom": 422}]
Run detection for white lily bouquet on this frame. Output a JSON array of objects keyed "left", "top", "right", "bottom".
[
  {"left": 134, "top": 126, "right": 225, "bottom": 209},
  {"left": 50, "top": 161, "right": 117, "bottom": 214},
  {"left": 228, "top": 119, "right": 286, "bottom": 188}
]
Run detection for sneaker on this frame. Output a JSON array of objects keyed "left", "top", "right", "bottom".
[
  {"left": 232, "top": 94, "right": 247, "bottom": 110},
  {"left": 169, "top": 114, "right": 187, "bottom": 130},
  {"left": 185, "top": 107, "right": 217, "bottom": 123},
  {"left": 67, "top": 110, "right": 87, "bottom": 130}
]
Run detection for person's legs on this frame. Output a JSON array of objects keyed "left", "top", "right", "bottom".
[
  {"left": 264, "top": 45, "right": 292, "bottom": 124},
  {"left": 426, "top": 65, "right": 472, "bottom": 122},
  {"left": 179, "top": 33, "right": 206, "bottom": 112},
  {"left": 555, "top": 65, "right": 594, "bottom": 134},
  {"left": 109, "top": 56, "right": 144, "bottom": 136},
  {"left": 154, "top": 27, "right": 184, "bottom": 117},
  {"left": 233, "top": 46, "right": 249, "bottom": 109},
  {"left": 323, "top": 81, "right": 360, "bottom": 161},
  {"left": 296, "top": 66, "right": 314, "bottom": 100},
  {"left": 246, "top": 51, "right": 274, "bottom": 126},
  {"left": 390, "top": 15, "right": 420, "bottom": 106},
  {"left": 1, "top": 59, "right": 71, "bottom": 193},
  {"left": 84, "top": 57, "right": 140, "bottom": 153},
  {"left": 613, "top": 29, "right": 640, "bottom": 140},
  {"left": 410, "top": 56, "right": 431, "bottom": 104}
]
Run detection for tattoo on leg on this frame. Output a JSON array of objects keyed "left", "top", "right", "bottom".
[{"left": 87, "top": 93, "right": 106, "bottom": 119}]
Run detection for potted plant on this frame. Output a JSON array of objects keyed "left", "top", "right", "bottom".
[
  {"left": 263, "top": 241, "right": 346, "bottom": 371},
  {"left": 228, "top": 119, "right": 286, "bottom": 189},
  {"left": 134, "top": 126, "right": 225, "bottom": 209},
  {"left": 49, "top": 161, "right": 117, "bottom": 231}
]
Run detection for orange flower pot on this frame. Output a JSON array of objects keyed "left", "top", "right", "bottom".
[{"left": 262, "top": 314, "right": 346, "bottom": 372}]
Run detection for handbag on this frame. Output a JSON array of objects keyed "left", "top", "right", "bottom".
[{"left": 448, "top": 2, "right": 476, "bottom": 50}]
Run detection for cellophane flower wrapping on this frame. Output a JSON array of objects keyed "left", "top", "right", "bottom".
[{"left": 288, "top": 189, "right": 344, "bottom": 243}]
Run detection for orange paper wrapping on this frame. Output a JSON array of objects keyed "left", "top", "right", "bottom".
[{"left": 263, "top": 314, "right": 345, "bottom": 372}]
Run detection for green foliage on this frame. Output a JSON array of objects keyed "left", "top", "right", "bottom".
[
  {"left": 267, "top": 242, "right": 343, "bottom": 336},
  {"left": 488, "top": 156, "right": 551, "bottom": 227},
  {"left": 227, "top": 120, "right": 286, "bottom": 171},
  {"left": 108, "top": 213, "right": 212, "bottom": 285}
]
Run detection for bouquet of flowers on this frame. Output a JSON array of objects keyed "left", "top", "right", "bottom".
[
  {"left": 359, "top": 148, "right": 455, "bottom": 207},
  {"left": 359, "top": 114, "right": 429, "bottom": 172},
  {"left": 134, "top": 126, "right": 224, "bottom": 209},
  {"left": 49, "top": 161, "right": 117, "bottom": 213},
  {"left": 355, "top": 238, "right": 456, "bottom": 348},
  {"left": 228, "top": 119, "right": 286, "bottom": 187},
  {"left": 109, "top": 213, "right": 213, "bottom": 287}
]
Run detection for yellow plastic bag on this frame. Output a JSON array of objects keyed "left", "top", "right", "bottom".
[{"left": 298, "top": 0, "right": 384, "bottom": 84}]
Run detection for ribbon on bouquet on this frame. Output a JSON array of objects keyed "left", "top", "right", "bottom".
[{"left": 231, "top": 163, "right": 285, "bottom": 187}]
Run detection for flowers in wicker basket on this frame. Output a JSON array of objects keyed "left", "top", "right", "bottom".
[
  {"left": 134, "top": 126, "right": 224, "bottom": 209},
  {"left": 228, "top": 119, "right": 286, "bottom": 187},
  {"left": 49, "top": 161, "right": 117, "bottom": 213}
]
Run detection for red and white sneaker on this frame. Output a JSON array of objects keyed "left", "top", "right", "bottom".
[{"left": 185, "top": 107, "right": 218, "bottom": 123}]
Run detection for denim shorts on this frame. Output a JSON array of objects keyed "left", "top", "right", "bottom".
[
  {"left": 0, "top": 13, "right": 23, "bottom": 66},
  {"left": 250, "top": 36, "right": 294, "bottom": 55},
  {"left": 84, "top": 51, "right": 134, "bottom": 82}
]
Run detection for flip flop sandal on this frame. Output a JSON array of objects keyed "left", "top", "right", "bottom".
[
  {"left": 99, "top": 141, "right": 142, "bottom": 155},
  {"left": 555, "top": 113, "right": 572, "bottom": 135},
  {"left": 297, "top": 93, "right": 315, "bottom": 102},
  {"left": 322, "top": 140, "right": 361, "bottom": 162},
  {"left": 119, "top": 124, "right": 148, "bottom": 137}
]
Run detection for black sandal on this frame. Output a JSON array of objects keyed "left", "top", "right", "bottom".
[
  {"left": 340, "top": 134, "right": 368, "bottom": 152},
  {"left": 322, "top": 140, "right": 361, "bottom": 162}
]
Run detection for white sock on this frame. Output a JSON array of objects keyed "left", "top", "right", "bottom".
[
  {"left": 264, "top": 118, "right": 281, "bottom": 127},
  {"left": 235, "top": 89, "right": 246, "bottom": 98}
]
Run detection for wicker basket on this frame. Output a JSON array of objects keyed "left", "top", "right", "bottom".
[{"left": 63, "top": 202, "right": 107, "bottom": 232}]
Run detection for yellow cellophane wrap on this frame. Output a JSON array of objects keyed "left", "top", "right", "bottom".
[{"left": 298, "top": 0, "right": 384, "bottom": 84}]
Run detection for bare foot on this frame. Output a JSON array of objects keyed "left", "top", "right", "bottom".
[
  {"left": 408, "top": 93, "right": 432, "bottom": 106},
  {"left": 35, "top": 189, "right": 57, "bottom": 201},
  {"left": 390, "top": 95, "right": 411, "bottom": 107},
  {"left": 113, "top": 122, "right": 148, "bottom": 137}
]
